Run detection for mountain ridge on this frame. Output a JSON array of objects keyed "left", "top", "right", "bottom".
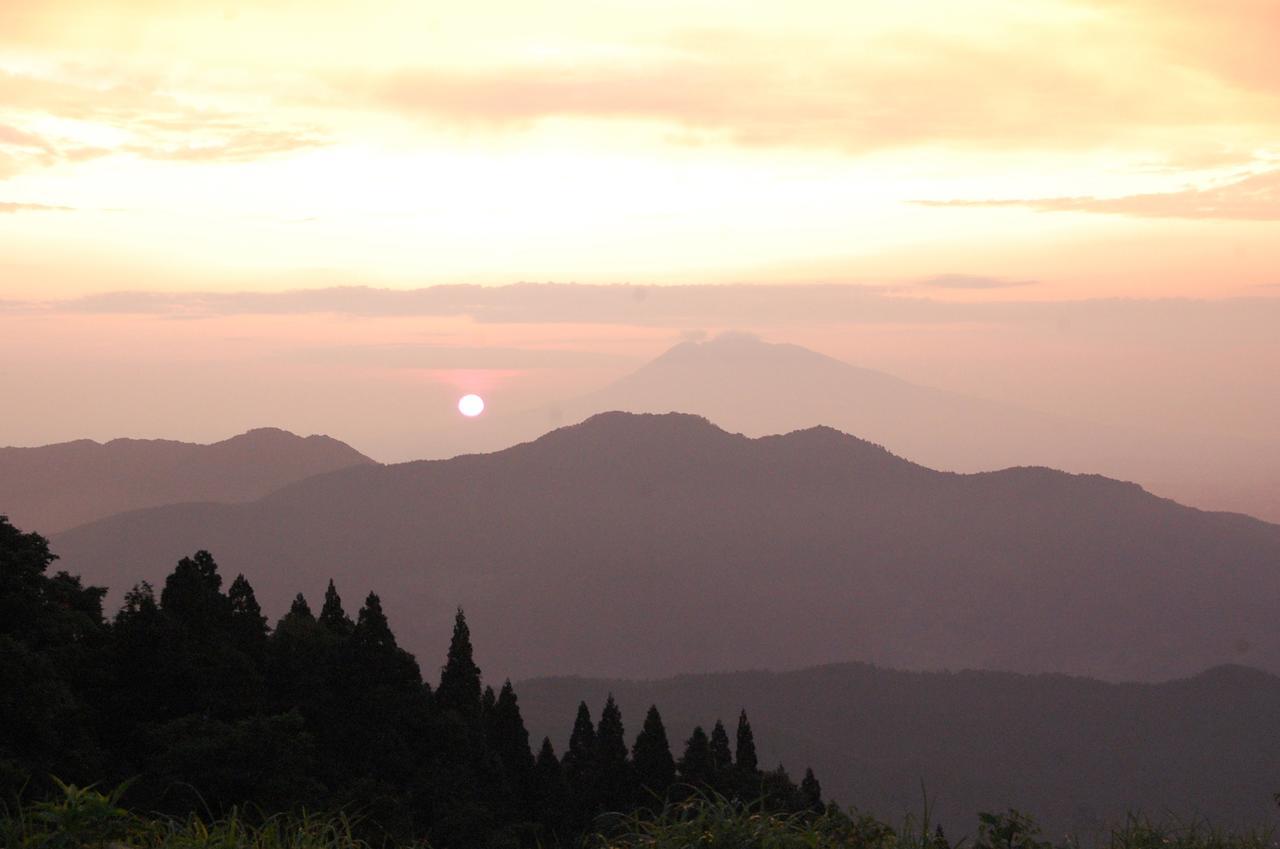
[
  {"left": 0, "top": 427, "right": 374, "bottom": 534},
  {"left": 49, "top": 411, "right": 1280, "bottom": 684},
  {"left": 513, "top": 658, "right": 1280, "bottom": 837}
]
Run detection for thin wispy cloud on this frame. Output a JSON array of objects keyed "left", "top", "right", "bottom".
[
  {"left": 917, "top": 274, "right": 1037, "bottom": 290},
  {"left": 6, "top": 284, "right": 1279, "bottom": 345},
  {"left": 915, "top": 169, "right": 1280, "bottom": 221},
  {"left": 0, "top": 200, "right": 76, "bottom": 213}
]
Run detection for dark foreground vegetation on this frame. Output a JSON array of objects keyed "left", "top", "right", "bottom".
[
  {"left": 1, "top": 515, "right": 821, "bottom": 846},
  {"left": 6, "top": 512, "right": 1279, "bottom": 847},
  {"left": 3, "top": 781, "right": 1277, "bottom": 849}
]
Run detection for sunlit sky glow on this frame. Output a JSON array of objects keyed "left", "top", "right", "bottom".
[
  {"left": 3, "top": 0, "right": 1279, "bottom": 298},
  {"left": 2, "top": 0, "right": 1279, "bottom": 461}
]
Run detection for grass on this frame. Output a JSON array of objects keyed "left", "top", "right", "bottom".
[
  {"left": 4, "top": 782, "right": 1277, "bottom": 849},
  {"left": 0, "top": 779, "right": 392, "bottom": 849}
]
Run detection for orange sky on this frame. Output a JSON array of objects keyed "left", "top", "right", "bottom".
[{"left": 2, "top": 0, "right": 1278, "bottom": 459}]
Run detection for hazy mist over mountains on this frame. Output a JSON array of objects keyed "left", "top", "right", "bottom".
[
  {"left": 49, "top": 410, "right": 1280, "bottom": 685},
  {"left": 516, "top": 662, "right": 1280, "bottom": 838},
  {"left": 0, "top": 428, "right": 372, "bottom": 534},
  {"left": 439, "top": 333, "right": 1280, "bottom": 524}
]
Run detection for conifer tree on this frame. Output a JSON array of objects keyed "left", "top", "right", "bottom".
[
  {"left": 799, "top": 767, "right": 824, "bottom": 813},
  {"left": 595, "top": 694, "right": 633, "bottom": 812},
  {"left": 710, "top": 719, "right": 733, "bottom": 775},
  {"left": 354, "top": 592, "right": 396, "bottom": 649},
  {"left": 228, "top": 574, "right": 268, "bottom": 649},
  {"left": 677, "top": 726, "right": 714, "bottom": 789},
  {"left": 490, "top": 681, "right": 534, "bottom": 777},
  {"left": 228, "top": 574, "right": 265, "bottom": 626},
  {"left": 532, "top": 737, "right": 571, "bottom": 839},
  {"left": 285, "top": 592, "right": 314, "bottom": 623},
  {"left": 481, "top": 684, "right": 497, "bottom": 718},
  {"left": 160, "top": 550, "right": 230, "bottom": 629},
  {"left": 436, "top": 608, "right": 482, "bottom": 718},
  {"left": 317, "top": 578, "right": 353, "bottom": 635},
  {"left": 631, "top": 704, "right": 676, "bottom": 804},
  {"left": 735, "top": 710, "right": 759, "bottom": 774},
  {"left": 488, "top": 681, "right": 536, "bottom": 819},
  {"left": 562, "top": 701, "right": 598, "bottom": 820}
]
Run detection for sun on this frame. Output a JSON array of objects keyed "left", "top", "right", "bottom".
[{"left": 457, "top": 394, "right": 485, "bottom": 417}]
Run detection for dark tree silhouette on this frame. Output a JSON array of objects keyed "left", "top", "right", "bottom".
[
  {"left": 0, "top": 523, "right": 824, "bottom": 846},
  {"left": 678, "top": 726, "right": 714, "bottom": 790},
  {"left": 631, "top": 704, "right": 676, "bottom": 805},
  {"left": 800, "top": 767, "right": 824, "bottom": 813},
  {"left": 596, "top": 694, "right": 634, "bottom": 813},
  {"left": 735, "top": 709, "right": 759, "bottom": 775},
  {"left": 437, "top": 608, "right": 482, "bottom": 719},
  {"left": 710, "top": 719, "right": 733, "bottom": 780},
  {"left": 318, "top": 578, "right": 353, "bottom": 635},
  {"left": 562, "top": 701, "right": 598, "bottom": 823}
]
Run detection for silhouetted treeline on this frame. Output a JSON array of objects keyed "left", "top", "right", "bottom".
[{"left": 0, "top": 515, "right": 822, "bottom": 847}]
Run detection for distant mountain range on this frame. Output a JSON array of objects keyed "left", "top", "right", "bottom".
[
  {"left": 457, "top": 334, "right": 1277, "bottom": 524},
  {"left": 515, "top": 662, "right": 1280, "bottom": 839},
  {"left": 50, "top": 411, "right": 1280, "bottom": 683},
  {"left": 0, "top": 428, "right": 373, "bottom": 534}
]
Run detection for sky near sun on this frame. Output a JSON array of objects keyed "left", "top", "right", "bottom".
[{"left": 2, "top": 0, "right": 1279, "bottom": 461}]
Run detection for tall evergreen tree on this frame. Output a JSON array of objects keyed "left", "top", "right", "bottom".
[
  {"left": 317, "top": 579, "right": 353, "bottom": 635},
  {"left": 562, "top": 701, "right": 598, "bottom": 821},
  {"left": 285, "top": 593, "right": 314, "bottom": 623},
  {"left": 595, "top": 694, "right": 633, "bottom": 812},
  {"left": 490, "top": 681, "right": 535, "bottom": 780},
  {"left": 354, "top": 592, "right": 396, "bottom": 649},
  {"left": 735, "top": 710, "right": 759, "bottom": 774},
  {"left": 160, "top": 550, "right": 230, "bottom": 630},
  {"left": 631, "top": 704, "right": 676, "bottom": 804},
  {"left": 487, "top": 681, "right": 536, "bottom": 822},
  {"left": 677, "top": 726, "right": 714, "bottom": 789},
  {"left": 799, "top": 767, "right": 824, "bottom": 813},
  {"left": 227, "top": 574, "right": 268, "bottom": 654},
  {"left": 709, "top": 719, "right": 733, "bottom": 775},
  {"left": 532, "top": 737, "right": 571, "bottom": 840},
  {"left": 436, "top": 608, "right": 482, "bottom": 719}
]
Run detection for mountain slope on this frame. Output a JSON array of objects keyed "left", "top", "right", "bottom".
[
  {"left": 515, "top": 662, "right": 1280, "bottom": 838},
  {"left": 50, "top": 412, "right": 1280, "bottom": 682},
  {"left": 473, "top": 334, "right": 1276, "bottom": 523},
  {"left": 0, "top": 428, "right": 374, "bottom": 534}
]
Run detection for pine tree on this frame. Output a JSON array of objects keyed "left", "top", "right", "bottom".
[
  {"left": 596, "top": 694, "right": 633, "bottom": 812},
  {"left": 228, "top": 574, "right": 268, "bottom": 651},
  {"left": 160, "top": 550, "right": 230, "bottom": 629},
  {"left": 799, "top": 767, "right": 824, "bottom": 813},
  {"left": 354, "top": 592, "right": 396, "bottom": 649},
  {"left": 710, "top": 719, "right": 733, "bottom": 774},
  {"left": 285, "top": 592, "right": 314, "bottom": 623},
  {"left": 735, "top": 710, "right": 759, "bottom": 775},
  {"left": 562, "top": 701, "right": 598, "bottom": 821},
  {"left": 490, "top": 682, "right": 534, "bottom": 775},
  {"left": 436, "top": 608, "right": 482, "bottom": 718},
  {"left": 532, "top": 737, "right": 571, "bottom": 839},
  {"left": 677, "top": 726, "right": 714, "bottom": 789},
  {"left": 631, "top": 704, "right": 675, "bottom": 804},
  {"left": 488, "top": 681, "right": 536, "bottom": 819},
  {"left": 318, "top": 579, "right": 353, "bottom": 635}
]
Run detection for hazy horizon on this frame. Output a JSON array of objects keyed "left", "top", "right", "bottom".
[{"left": 3, "top": 0, "right": 1279, "bottom": 478}]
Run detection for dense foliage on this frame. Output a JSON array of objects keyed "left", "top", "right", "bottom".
[
  {"left": 4, "top": 781, "right": 1276, "bottom": 849},
  {"left": 0, "top": 515, "right": 821, "bottom": 847}
]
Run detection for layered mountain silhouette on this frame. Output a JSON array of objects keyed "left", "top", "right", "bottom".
[
  {"left": 454, "top": 334, "right": 1278, "bottom": 523},
  {"left": 0, "top": 428, "right": 373, "bottom": 534},
  {"left": 50, "top": 412, "right": 1280, "bottom": 682},
  {"left": 516, "top": 662, "right": 1280, "bottom": 837}
]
